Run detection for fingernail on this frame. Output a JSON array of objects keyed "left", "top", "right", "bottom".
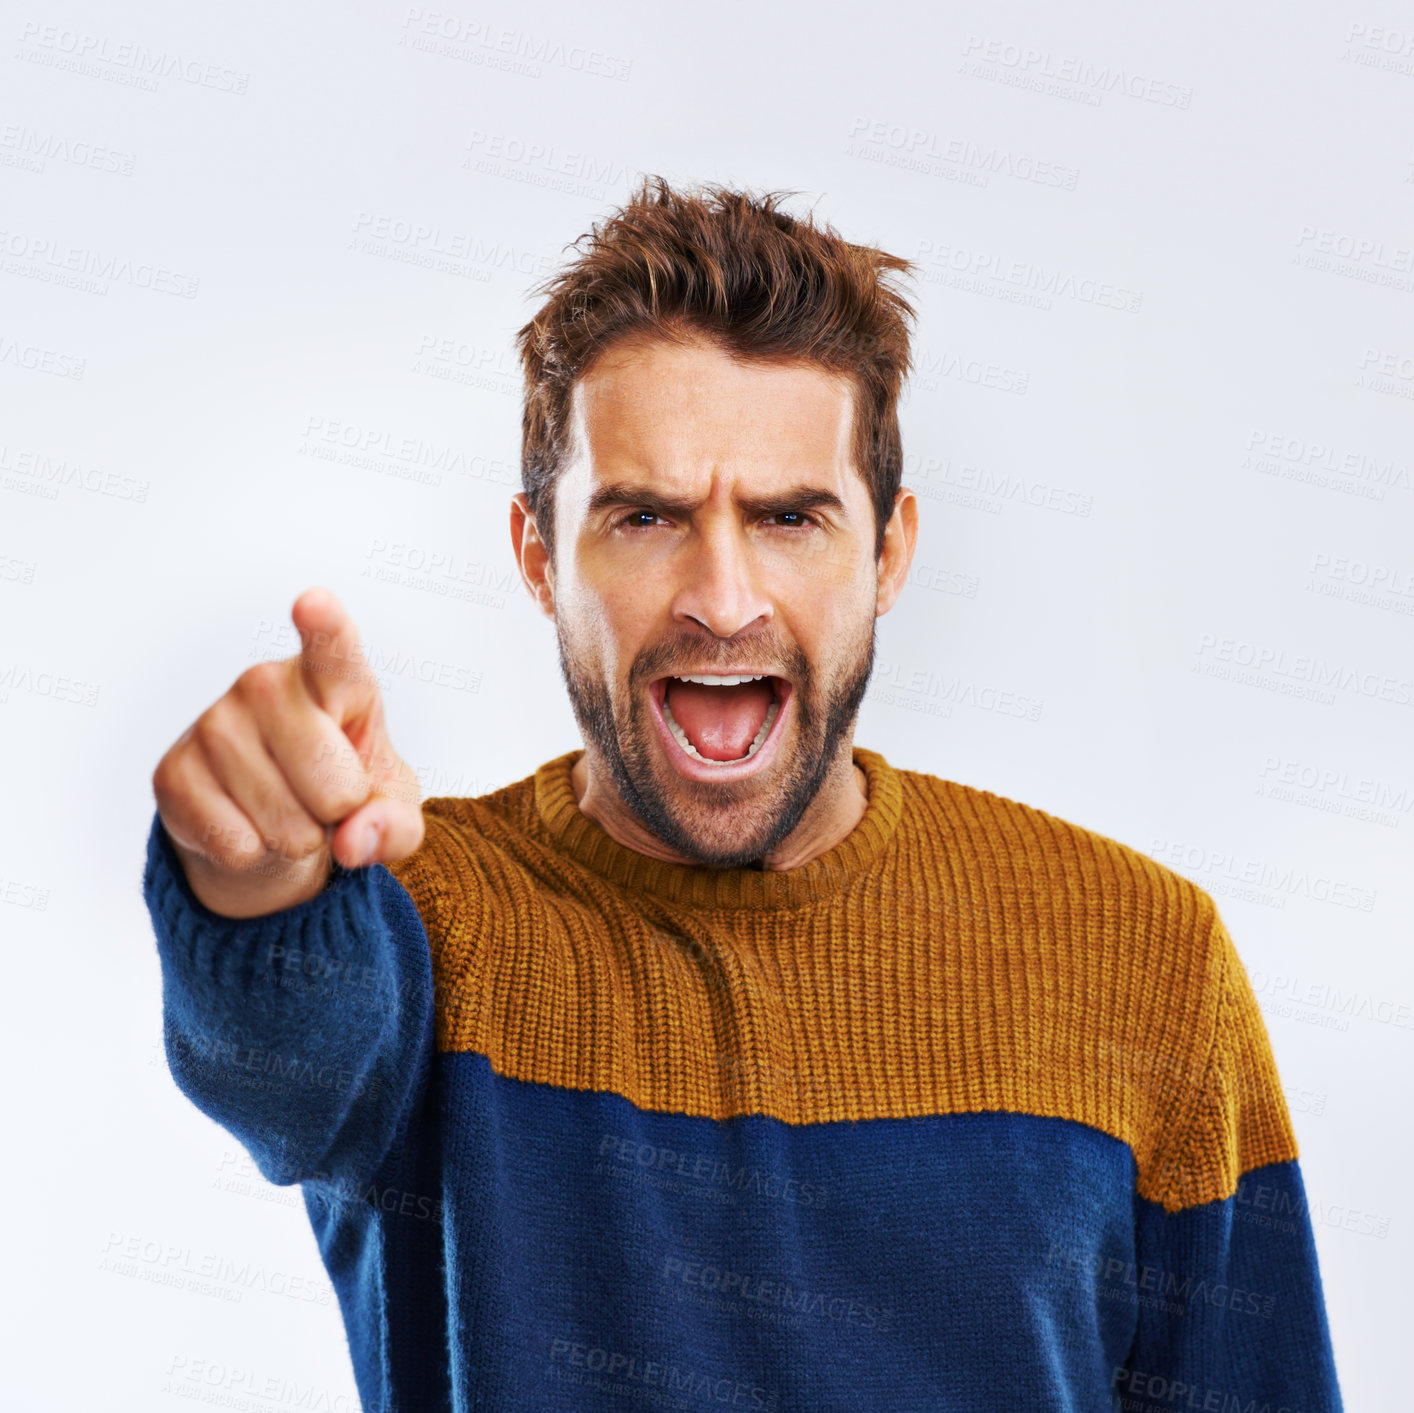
[{"left": 360, "top": 822, "right": 380, "bottom": 865}]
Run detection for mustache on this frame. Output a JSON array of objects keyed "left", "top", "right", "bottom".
[{"left": 630, "top": 635, "right": 811, "bottom": 686}]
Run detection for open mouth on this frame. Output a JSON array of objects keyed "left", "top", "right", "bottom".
[{"left": 648, "top": 672, "right": 792, "bottom": 777}]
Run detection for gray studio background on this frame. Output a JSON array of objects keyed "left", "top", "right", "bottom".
[{"left": 3, "top": 1, "right": 1411, "bottom": 1407}]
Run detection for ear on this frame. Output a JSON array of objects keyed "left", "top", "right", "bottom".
[
  {"left": 510, "top": 493, "right": 556, "bottom": 621},
  {"left": 874, "top": 487, "right": 918, "bottom": 617}
]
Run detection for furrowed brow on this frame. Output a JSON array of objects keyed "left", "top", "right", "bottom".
[
  {"left": 584, "top": 482, "right": 696, "bottom": 519},
  {"left": 585, "top": 481, "right": 848, "bottom": 520},
  {"left": 739, "top": 486, "right": 847, "bottom": 519}
]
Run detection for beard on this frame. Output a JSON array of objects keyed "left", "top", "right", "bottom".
[{"left": 555, "top": 613, "right": 877, "bottom": 869}]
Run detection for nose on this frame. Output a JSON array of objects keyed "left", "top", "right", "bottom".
[{"left": 671, "top": 518, "right": 774, "bottom": 640}]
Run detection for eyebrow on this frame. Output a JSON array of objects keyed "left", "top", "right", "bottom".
[{"left": 584, "top": 480, "right": 849, "bottom": 522}]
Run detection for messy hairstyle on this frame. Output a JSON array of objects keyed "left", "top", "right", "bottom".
[{"left": 514, "top": 174, "right": 918, "bottom": 565}]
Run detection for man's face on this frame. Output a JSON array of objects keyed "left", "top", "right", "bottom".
[{"left": 517, "top": 332, "right": 908, "bottom": 868}]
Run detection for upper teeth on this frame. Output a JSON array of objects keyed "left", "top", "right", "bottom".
[{"left": 673, "top": 674, "right": 766, "bottom": 686}]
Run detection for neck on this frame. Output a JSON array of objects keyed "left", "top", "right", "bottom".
[{"left": 569, "top": 746, "right": 870, "bottom": 872}]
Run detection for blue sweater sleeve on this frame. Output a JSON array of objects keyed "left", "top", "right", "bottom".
[
  {"left": 1117, "top": 1157, "right": 1343, "bottom": 1411},
  {"left": 142, "top": 811, "right": 435, "bottom": 1192},
  {"left": 1116, "top": 914, "right": 1344, "bottom": 1411}
]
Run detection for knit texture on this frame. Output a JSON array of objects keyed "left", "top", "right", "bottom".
[
  {"left": 389, "top": 746, "right": 1294, "bottom": 1212},
  {"left": 144, "top": 744, "right": 1343, "bottom": 1412}
]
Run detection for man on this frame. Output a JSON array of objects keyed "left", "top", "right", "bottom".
[{"left": 144, "top": 176, "right": 1343, "bottom": 1410}]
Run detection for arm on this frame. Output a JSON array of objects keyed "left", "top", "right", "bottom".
[
  {"left": 1117, "top": 915, "right": 1343, "bottom": 1410},
  {"left": 145, "top": 586, "right": 434, "bottom": 1190},
  {"left": 145, "top": 810, "right": 436, "bottom": 1190}
]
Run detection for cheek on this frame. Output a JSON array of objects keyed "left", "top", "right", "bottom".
[
  {"left": 558, "top": 584, "right": 646, "bottom": 686},
  {"left": 580, "top": 556, "right": 672, "bottom": 634},
  {"left": 771, "top": 538, "right": 869, "bottom": 600},
  {"left": 586, "top": 582, "right": 654, "bottom": 650},
  {"left": 776, "top": 563, "right": 867, "bottom": 635},
  {"left": 799, "top": 597, "right": 877, "bottom": 679}
]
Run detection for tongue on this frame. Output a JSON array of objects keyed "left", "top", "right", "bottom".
[{"left": 665, "top": 679, "right": 774, "bottom": 761}]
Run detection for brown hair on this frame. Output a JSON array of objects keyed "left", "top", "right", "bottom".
[{"left": 514, "top": 174, "right": 918, "bottom": 565}]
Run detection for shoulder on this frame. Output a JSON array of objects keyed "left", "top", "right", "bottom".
[
  {"left": 889, "top": 761, "right": 1279, "bottom": 1199},
  {"left": 895, "top": 762, "right": 1224, "bottom": 954}
]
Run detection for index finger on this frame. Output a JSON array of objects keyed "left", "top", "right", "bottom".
[{"left": 289, "top": 586, "right": 382, "bottom": 728}]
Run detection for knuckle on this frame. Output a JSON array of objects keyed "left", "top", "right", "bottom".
[
  {"left": 287, "top": 821, "right": 329, "bottom": 859},
  {"left": 153, "top": 743, "right": 201, "bottom": 809},
  {"left": 221, "top": 842, "right": 262, "bottom": 872},
  {"left": 265, "top": 808, "right": 325, "bottom": 862},
  {"left": 235, "top": 659, "right": 286, "bottom": 707},
  {"left": 201, "top": 821, "right": 265, "bottom": 871},
  {"left": 192, "top": 699, "right": 236, "bottom": 753},
  {"left": 151, "top": 749, "right": 180, "bottom": 803},
  {"left": 304, "top": 749, "right": 371, "bottom": 819},
  {"left": 244, "top": 783, "right": 308, "bottom": 855},
  {"left": 312, "top": 777, "right": 368, "bottom": 823}
]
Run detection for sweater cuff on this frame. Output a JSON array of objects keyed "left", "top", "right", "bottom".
[{"left": 142, "top": 810, "right": 382, "bottom": 991}]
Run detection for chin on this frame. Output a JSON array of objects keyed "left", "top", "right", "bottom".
[
  {"left": 677, "top": 810, "right": 778, "bottom": 864},
  {"left": 631, "top": 753, "right": 809, "bottom": 869}
]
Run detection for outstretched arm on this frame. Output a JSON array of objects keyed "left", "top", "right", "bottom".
[
  {"left": 144, "top": 586, "right": 435, "bottom": 1188},
  {"left": 145, "top": 815, "right": 436, "bottom": 1189}
]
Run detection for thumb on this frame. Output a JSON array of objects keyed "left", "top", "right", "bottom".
[{"left": 330, "top": 750, "right": 425, "bottom": 870}]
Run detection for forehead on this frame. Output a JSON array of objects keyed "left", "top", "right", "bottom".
[{"left": 567, "top": 333, "right": 857, "bottom": 476}]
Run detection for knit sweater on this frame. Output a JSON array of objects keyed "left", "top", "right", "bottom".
[{"left": 143, "top": 746, "right": 1343, "bottom": 1412}]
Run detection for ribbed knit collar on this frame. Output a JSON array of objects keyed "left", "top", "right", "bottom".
[{"left": 533, "top": 745, "right": 903, "bottom": 910}]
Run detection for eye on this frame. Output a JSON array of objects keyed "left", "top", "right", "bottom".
[
  {"left": 615, "top": 509, "right": 666, "bottom": 530},
  {"left": 768, "top": 511, "right": 819, "bottom": 530}
]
